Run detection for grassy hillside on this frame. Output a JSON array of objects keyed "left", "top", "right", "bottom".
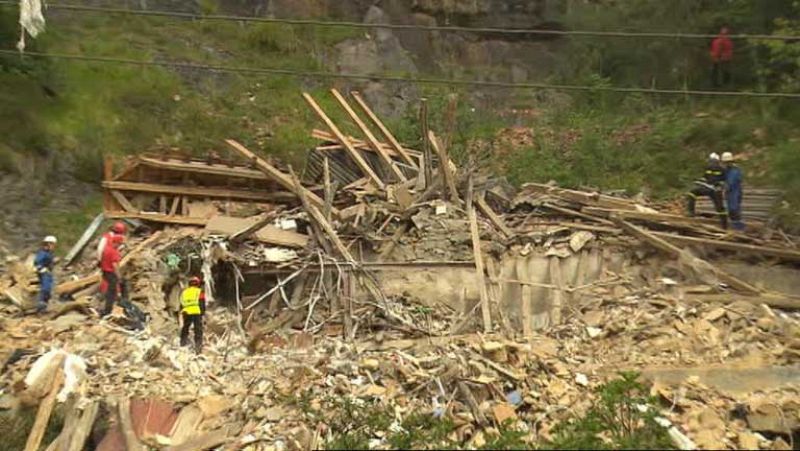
[{"left": 0, "top": 1, "right": 798, "bottom": 248}]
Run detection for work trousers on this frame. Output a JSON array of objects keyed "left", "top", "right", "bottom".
[
  {"left": 180, "top": 313, "right": 203, "bottom": 352},
  {"left": 102, "top": 271, "right": 118, "bottom": 316},
  {"left": 37, "top": 273, "right": 53, "bottom": 312},
  {"left": 712, "top": 61, "right": 732, "bottom": 87},
  {"left": 687, "top": 185, "right": 727, "bottom": 229}
]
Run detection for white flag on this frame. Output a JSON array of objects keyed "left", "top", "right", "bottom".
[{"left": 17, "top": 0, "right": 46, "bottom": 52}]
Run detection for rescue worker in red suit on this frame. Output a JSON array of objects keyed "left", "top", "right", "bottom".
[
  {"left": 179, "top": 276, "right": 206, "bottom": 353},
  {"left": 97, "top": 221, "right": 127, "bottom": 264},
  {"left": 710, "top": 27, "right": 734, "bottom": 87},
  {"left": 100, "top": 234, "right": 124, "bottom": 316}
]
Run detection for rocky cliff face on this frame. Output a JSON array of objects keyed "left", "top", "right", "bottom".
[{"left": 105, "top": 0, "right": 565, "bottom": 116}]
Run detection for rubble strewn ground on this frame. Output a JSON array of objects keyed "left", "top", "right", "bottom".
[{"left": 1, "top": 90, "right": 799, "bottom": 450}]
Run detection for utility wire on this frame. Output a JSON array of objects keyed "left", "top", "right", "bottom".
[
  {"left": 0, "top": 1, "right": 798, "bottom": 41},
  {"left": 3, "top": 49, "right": 799, "bottom": 99}
]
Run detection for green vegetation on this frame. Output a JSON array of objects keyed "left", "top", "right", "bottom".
[
  {"left": 548, "top": 372, "right": 674, "bottom": 450},
  {"left": 0, "top": 0, "right": 799, "bottom": 241},
  {"left": 300, "top": 373, "right": 674, "bottom": 450},
  {"left": 0, "top": 406, "right": 65, "bottom": 450}
]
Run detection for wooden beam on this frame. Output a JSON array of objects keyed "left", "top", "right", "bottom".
[
  {"left": 105, "top": 212, "right": 208, "bottom": 226},
  {"left": 103, "top": 180, "right": 294, "bottom": 203},
  {"left": 468, "top": 206, "right": 492, "bottom": 333},
  {"left": 687, "top": 293, "right": 800, "bottom": 310},
  {"left": 323, "top": 157, "right": 333, "bottom": 222},
  {"left": 653, "top": 232, "right": 800, "bottom": 262},
  {"left": 168, "top": 196, "right": 180, "bottom": 216},
  {"left": 65, "top": 401, "right": 99, "bottom": 451},
  {"left": 418, "top": 99, "right": 434, "bottom": 189},
  {"left": 616, "top": 218, "right": 761, "bottom": 294},
  {"left": 302, "top": 92, "right": 385, "bottom": 190},
  {"left": 351, "top": 91, "right": 418, "bottom": 168},
  {"left": 585, "top": 206, "right": 722, "bottom": 228},
  {"left": 543, "top": 203, "right": 616, "bottom": 226},
  {"left": 63, "top": 213, "right": 104, "bottom": 267},
  {"left": 138, "top": 156, "right": 268, "bottom": 181},
  {"left": 312, "top": 129, "right": 423, "bottom": 159},
  {"left": 225, "top": 139, "right": 337, "bottom": 216},
  {"left": 330, "top": 88, "right": 407, "bottom": 182},
  {"left": 428, "top": 131, "right": 460, "bottom": 204},
  {"left": 24, "top": 369, "right": 64, "bottom": 451},
  {"left": 476, "top": 196, "right": 514, "bottom": 238},
  {"left": 110, "top": 191, "right": 137, "bottom": 213},
  {"left": 118, "top": 398, "right": 144, "bottom": 451},
  {"left": 442, "top": 93, "right": 459, "bottom": 152},
  {"left": 523, "top": 183, "right": 637, "bottom": 210}
]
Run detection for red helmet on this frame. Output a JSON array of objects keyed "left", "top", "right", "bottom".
[
  {"left": 111, "top": 221, "right": 127, "bottom": 234},
  {"left": 189, "top": 276, "right": 202, "bottom": 286}
]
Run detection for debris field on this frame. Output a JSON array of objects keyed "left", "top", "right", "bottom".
[{"left": 1, "top": 90, "right": 799, "bottom": 450}]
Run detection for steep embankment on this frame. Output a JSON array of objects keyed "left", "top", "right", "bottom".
[{"left": 0, "top": 0, "right": 798, "bottom": 252}]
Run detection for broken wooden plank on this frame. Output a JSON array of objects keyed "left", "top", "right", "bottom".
[
  {"left": 24, "top": 369, "right": 64, "bottom": 451},
  {"left": 65, "top": 401, "right": 99, "bottom": 451},
  {"left": 168, "top": 404, "right": 203, "bottom": 448},
  {"left": 653, "top": 232, "right": 800, "bottom": 262},
  {"left": 303, "top": 92, "right": 386, "bottom": 190},
  {"left": 206, "top": 216, "right": 309, "bottom": 248},
  {"left": 137, "top": 156, "right": 268, "bottom": 181},
  {"left": 428, "top": 131, "right": 461, "bottom": 204},
  {"left": 351, "top": 91, "right": 418, "bottom": 168},
  {"left": 225, "top": 139, "right": 337, "bottom": 216},
  {"left": 168, "top": 196, "right": 180, "bottom": 217},
  {"left": 687, "top": 293, "right": 800, "bottom": 310},
  {"left": 323, "top": 157, "right": 333, "bottom": 222},
  {"left": 586, "top": 206, "right": 722, "bottom": 228},
  {"left": 419, "top": 98, "right": 434, "bottom": 188},
  {"left": 62, "top": 213, "right": 104, "bottom": 267},
  {"left": 164, "top": 427, "right": 231, "bottom": 451},
  {"left": 105, "top": 212, "right": 208, "bottom": 226},
  {"left": 476, "top": 196, "right": 514, "bottom": 238},
  {"left": 330, "top": 88, "right": 407, "bottom": 182},
  {"left": 468, "top": 205, "right": 492, "bottom": 333},
  {"left": 523, "top": 183, "right": 637, "bottom": 210},
  {"left": 458, "top": 381, "right": 488, "bottom": 426},
  {"left": 616, "top": 218, "right": 761, "bottom": 294},
  {"left": 110, "top": 191, "right": 137, "bottom": 213},
  {"left": 56, "top": 231, "right": 163, "bottom": 295},
  {"left": 543, "top": 202, "right": 616, "bottom": 226},
  {"left": 229, "top": 213, "right": 275, "bottom": 243},
  {"left": 103, "top": 180, "right": 294, "bottom": 203},
  {"left": 312, "top": 129, "right": 423, "bottom": 159}
]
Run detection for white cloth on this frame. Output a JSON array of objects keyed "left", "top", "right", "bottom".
[{"left": 17, "top": 0, "right": 46, "bottom": 51}]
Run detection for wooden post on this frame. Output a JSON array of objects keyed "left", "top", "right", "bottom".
[
  {"left": 468, "top": 205, "right": 492, "bottom": 333},
  {"left": 351, "top": 91, "right": 418, "bottom": 168},
  {"left": 24, "top": 370, "right": 65, "bottom": 451},
  {"left": 515, "top": 258, "right": 532, "bottom": 337},
  {"left": 303, "top": 92, "right": 386, "bottom": 190},
  {"left": 428, "top": 131, "right": 461, "bottom": 204},
  {"left": 549, "top": 257, "right": 565, "bottom": 326},
  {"left": 330, "top": 89, "right": 407, "bottom": 182},
  {"left": 225, "top": 139, "right": 336, "bottom": 216},
  {"left": 65, "top": 401, "right": 99, "bottom": 451},
  {"left": 419, "top": 98, "right": 434, "bottom": 188},
  {"left": 323, "top": 157, "right": 333, "bottom": 222},
  {"left": 443, "top": 93, "right": 459, "bottom": 152}
]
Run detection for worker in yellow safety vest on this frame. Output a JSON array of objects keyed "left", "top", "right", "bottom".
[{"left": 179, "top": 276, "right": 206, "bottom": 353}]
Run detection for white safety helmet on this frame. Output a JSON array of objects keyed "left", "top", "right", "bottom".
[
  {"left": 43, "top": 235, "right": 57, "bottom": 244},
  {"left": 721, "top": 152, "right": 734, "bottom": 162},
  {"left": 709, "top": 152, "right": 720, "bottom": 161}
]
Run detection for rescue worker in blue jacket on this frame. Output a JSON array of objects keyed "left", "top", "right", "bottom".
[
  {"left": 687, "top": 152, "right": 728, "bottom": 229},
  {"left": 34, "top": 236, "right": 57, "bottom": 313},
  {"left": 722, "top": 152, "right": 745, "bottom": 231},
  {"left": 179, "top": 276, "right": 206, "bottom": 353}
]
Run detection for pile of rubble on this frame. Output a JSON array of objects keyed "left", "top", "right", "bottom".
[{"left": 1, "top": 89, "right": 799, "bottom": 450}]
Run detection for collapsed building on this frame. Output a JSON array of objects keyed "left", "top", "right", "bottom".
[{"left": 1, "top": 90, "right": 799, "bottom": 450}]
